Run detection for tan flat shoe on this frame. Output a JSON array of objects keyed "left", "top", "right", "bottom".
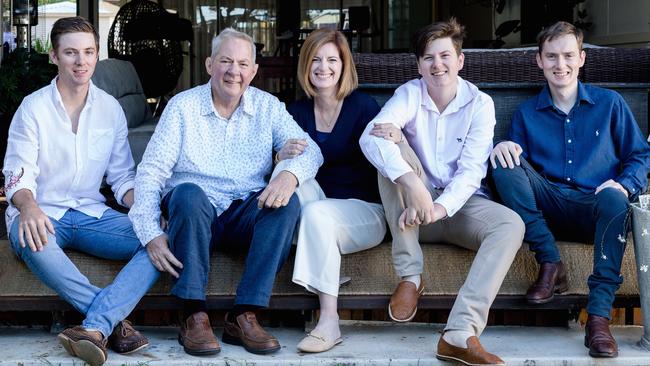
[{"left": 296, "top": 332, "right": 342, "bottom": 353}]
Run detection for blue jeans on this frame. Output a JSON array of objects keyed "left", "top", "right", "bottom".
[
  {"left": 162, "top": 183, "right": 299, "bottom": 307},
  {"left": 9, "top": 208, "right": 159, "bottom": 337},
  {"left": 491, "top": 159, "right": 631, "bottom": 319}
]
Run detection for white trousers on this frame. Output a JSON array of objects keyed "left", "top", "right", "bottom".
[{"left": 290, "top": 178, "right": 387, "bottom": 297}]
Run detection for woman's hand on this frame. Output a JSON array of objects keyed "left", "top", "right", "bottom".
[
  {"left": 276, "top": 138, "right": 308, "bottom": 162},
  {"left": 370, "top": 123, "right": 403, "bottom": 143}
]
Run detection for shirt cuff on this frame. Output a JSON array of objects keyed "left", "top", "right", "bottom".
[
  {"left": 115, "top": 180, "right": 135, "bottom": 207},
  {"left": 434, "top": 192, "right": 461, "bottom": 218},
  {"left": 386, "top": 160, "right": 414, "bottom": 183},
  {"left": 6, "top": 185, "right": 36, "bottom": 208}
]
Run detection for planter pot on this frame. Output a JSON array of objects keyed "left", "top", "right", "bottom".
[{"left": 631, "top": 202, "right": 650, "bottom": 351}]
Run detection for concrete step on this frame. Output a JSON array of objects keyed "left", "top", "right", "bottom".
[{"left": 0, "top": 321, "right": 648, "bottom": 365}]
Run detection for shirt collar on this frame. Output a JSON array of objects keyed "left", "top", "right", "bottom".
[
  {"left": 200, "top": 82, "right": 255, "bottom": 118},
  {"left": 49, "top": 77, "right": 97, "bottom": 108},
  {"left": 419, "top": 76, "right": 475, "bottom": 115},
  {"left": 536, "top": 81, "right": 595, "bottom": 110}
]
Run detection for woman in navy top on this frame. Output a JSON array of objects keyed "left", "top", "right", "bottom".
[{"left": 275, "top": 29, "right": 400, "bottom": 353}]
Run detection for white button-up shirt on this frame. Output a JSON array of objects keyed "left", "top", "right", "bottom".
[
  {"left": 3, "top": 78, "right": 136, "bottom": 231},
  {"left": 129, "top": 83, "right": 323, "bottom": 246},
  {"left": 359, "top": 77, "right": 495, "bottom": 217}
]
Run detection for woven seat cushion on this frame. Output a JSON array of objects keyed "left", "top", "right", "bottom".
[{"left": 0, "top": 239, "right": 638, "bottom": 298}]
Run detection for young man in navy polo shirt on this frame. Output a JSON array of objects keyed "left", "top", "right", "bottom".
[{"left": 491, "top": 21, "right": 650, "bottom": 358}]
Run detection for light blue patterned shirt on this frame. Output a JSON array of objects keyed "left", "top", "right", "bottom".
[{"left": 130, "top": 83, "right": 323, "bottom": 245}]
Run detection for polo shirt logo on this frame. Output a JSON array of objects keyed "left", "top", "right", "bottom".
[
  {"left": 456, "top": 138, "right": 463, "bottom": 143},
  {"left": 596, "top": 130, "right": 600, "bottom": 136}
]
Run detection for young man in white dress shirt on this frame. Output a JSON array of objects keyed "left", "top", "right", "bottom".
[
  {"left": 3, "top": 17, "right": 158, "bottom": 366},
  {"left": 360, "top": 19, "right": 524, "bottom": 365}
]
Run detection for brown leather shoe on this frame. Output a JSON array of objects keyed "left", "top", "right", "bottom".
[
  {"left": 57, "top": 326, "right": 108, "bottom": 366},
  {"left": 108, "top": 320, "right": 149, "bottom": 354},
  {"left": 178, "top": 311, "right": 221, "bottom": 355},
  {"left": 388, "top": 280, "right": 424, "bottom": 322},
  {"left": 585, "top": 314, "right": 618, "bottom": 358},
  {"left": 222, "top": 312, "right": 281, "bottom": 354},
  {"left": 436, "top": 335, "right": 505, "bottom": 366},
  {"left": 525, "top": 261, "right": 568, "bottom": 304}
]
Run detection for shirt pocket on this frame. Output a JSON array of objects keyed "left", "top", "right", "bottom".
[{"left": 88, "top": 128, "right": 114, "bottom": 161}]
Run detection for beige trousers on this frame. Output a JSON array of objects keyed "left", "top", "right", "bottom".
[{"left": 379, "top": 142, "right": 524, "bottom": 336}]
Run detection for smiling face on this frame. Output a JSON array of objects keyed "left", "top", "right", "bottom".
[
  {"left": 308, "top": 42, "right": 343, "bottom": 96},
  {"left": 205, "top": 37, "right": 258, "bottom": 104},
  {"left": 536, "top": 34, "right": 585, "bottom": 93},
  {"left": 417, "top": 37, "right": 464, "bottom": 93},
  {"left": 49, "top": 32, "right": 98, "bottom": 90}
]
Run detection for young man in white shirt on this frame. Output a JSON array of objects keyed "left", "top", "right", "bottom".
[
  {"left": 360, "top": 19, "right": 524, "bottom": 365},
  {"left": 3, "top": 17, "right": 158, "bottom": 366}
]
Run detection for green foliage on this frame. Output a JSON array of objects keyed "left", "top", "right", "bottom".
[
  {"left": 0, "top": 49, "right": 57, "bottom": 117},
  {"left": 33, "top": 37, "right": 52, "bottom": 54}
]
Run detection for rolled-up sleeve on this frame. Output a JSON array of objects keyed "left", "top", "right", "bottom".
[
  {"left": 129, "top": 99, "right": 182, "bottom": 245},
  {"left": 3, "top": 104, "right": 39, "bottom": 205},
  {"left": 359, "top": 84, "right": 415, "bottom": 182},
  {"left": 105, "top": 107, "right": 136, "bottom": 206}
]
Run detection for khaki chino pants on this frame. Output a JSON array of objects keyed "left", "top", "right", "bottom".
[{"left": 379, "top": 143, "right": 524, "bottom": 336}]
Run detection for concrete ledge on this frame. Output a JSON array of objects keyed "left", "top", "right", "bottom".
[{"left": 0, "top": 322, "right": 648, "bottom": 365}]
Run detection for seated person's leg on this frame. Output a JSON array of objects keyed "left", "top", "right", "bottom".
[
  {"left": 8, "top": 212, "right": 100, "bottom": 314},
  {"left": 218, "top": 190, "right": 301, "bottom": 354}
]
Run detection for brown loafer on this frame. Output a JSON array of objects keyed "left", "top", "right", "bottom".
[
  {"left": 57, "top": 326, "right": 108, "bottom": 366},
  {"left": 108, "top": 320, "right": 149, "bottom": 354},
  {"left": 525, "top": 261, "right": 568, "bottom": 304},
  {"left": 222, "top": 311, "right": 281, "bottom": 354},
  {"left": 436, "top": 335, "right": 505, "bottom": 366},
  {"left": 178, "top": 311, "right": 221, "bottom": 356},
  {"left": 388, "top": 280, "right": 424, "bottom": 322},
  {"left": 585, "top": 314, "right": 618, "bottom": 358}
]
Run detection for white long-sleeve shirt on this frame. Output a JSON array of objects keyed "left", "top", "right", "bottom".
[
  {"left": 129, "top": 83, "right": 323, "bottom": 246},
  {"left": 3, "top": 78, "right": 136, "bottom": 231},
  {"left": 359, "top": 77, "right": 495, "bottom": 217}
]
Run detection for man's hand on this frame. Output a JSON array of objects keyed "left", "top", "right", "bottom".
[
  {"left": 146, "top": 234, "right": 183, "bottom": 278},
  {"left": 490, "top": 141, "right": 523, "bottom": 169},
  {"left": 277, "top": 139, "right": 308, "bottom": 162},
  {"left": 122, "top": 189, "right": 134, "bottom": 208},
  {"left": 395, "top": 172, "right": 438, "bottom": 231},
  {"left": 595, "top": 179, "right": 629, "bottom": 198},
  {"left": 370, "top": 123, "right": 403, "bottom": 143},
  {"left": 12, "top": 189, "right": 55, "bottom": 252},
  {"left": 258, "top": 170, "right": 298, "bottom": 209}
]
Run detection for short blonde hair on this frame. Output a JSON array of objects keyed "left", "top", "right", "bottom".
[
  {"left": 297, "top": 29, "right": 357, "bottom": 99},
  {"left": 211, "top": 28, "right": 256, "bottom": 63}
]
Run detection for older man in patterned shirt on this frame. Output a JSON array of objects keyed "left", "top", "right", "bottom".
[{"left": 129, "top": 28, "right": 323, "bottom": 356}]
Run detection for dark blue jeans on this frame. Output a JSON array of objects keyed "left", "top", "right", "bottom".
[
  {"left": 491, "top": 159, "right": 630, "bottom": 319},
  {"left": 161, "top": 183, "right": 299, "bottom": 307}
]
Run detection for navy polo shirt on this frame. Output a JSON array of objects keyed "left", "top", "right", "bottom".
[{"left": 509, "top": 82, "right": 650, "bottom": 196}]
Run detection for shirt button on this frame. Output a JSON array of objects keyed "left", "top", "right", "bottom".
[
  {"left": 568, "top": 160, "right": 572, "bottom": 164},
  {"left": 568, "top": 139, "right": 572, "bottom": 143},
  {"left": 566, "top": 118, "right": 570, "bottom": 123},
  {"left": 567, "top": 177, "right": 571, "bottom": 182}
]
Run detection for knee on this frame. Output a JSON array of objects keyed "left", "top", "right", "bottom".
[
  {"left": 301, "top": 200, "right": 335, "bottom": 227},
  {"left": 167, "top": 183, "right": 211, "bottom": 217},
  {"left": 280, "top": 193, "right": 301, "bottom": 217},
  {"left": 595, "top": 188, "right": 629, "bottom": 218},
  {"left": 489, "top": 162, "right": 524, "bottom": 184},
  {"left": 494, "top": 207, "right": 526, "bottom": 246}
]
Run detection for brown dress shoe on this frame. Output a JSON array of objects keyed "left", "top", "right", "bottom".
[
  {"left": 525, "top": 261, "right": 568, "bottom": 304},
  {"left": 222, "top": 311, "right": 281, "bottom": 354},
  {"left": 388, "top": 280, "right": 424, "bottom": 322},
  {"left": 585, "top": 314, "right": 618, "bottom": 358},
  {"left": 436, "top": 335, "right": 505, "bottom": 366},
  {"left": 57, "top": 326, "right": 108, "bottom": 366},
  {"left": 178, "top": 311, "right": 221, "bottom": 355},
  {"left": 108, "top": 320, "right": 149, "bottom": 354}
]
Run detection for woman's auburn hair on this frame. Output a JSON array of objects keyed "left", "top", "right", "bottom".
[{"left": 297, "top": 28, "right": 358, "bottom": 99}]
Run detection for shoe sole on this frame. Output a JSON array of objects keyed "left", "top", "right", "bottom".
[
  {"left": 57, "top": 333, "right": 107, "bottom": 366},
  {"left": 584, "top": 336, "right": 618, "bottom": 358},
  {"left": 388, "top": 285, "right": 425, "bottom": 322},
  {"left": 297, "top": 338, "right": 343, "bottom": 353},
  {"left": 436, "top": 352, "right": 504, "bottom": 366},
  {"left": 222, "top": 331, "right": 281, "bottom": 354},
  {"left": 112, "top": 342, "right": 150, "bottom": 355},
  {"left": 526, "top": 282, "right": 569, "bottom": 305},
  {"left": 177, "top": 335, "right": 221, "bottom": 356}
]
